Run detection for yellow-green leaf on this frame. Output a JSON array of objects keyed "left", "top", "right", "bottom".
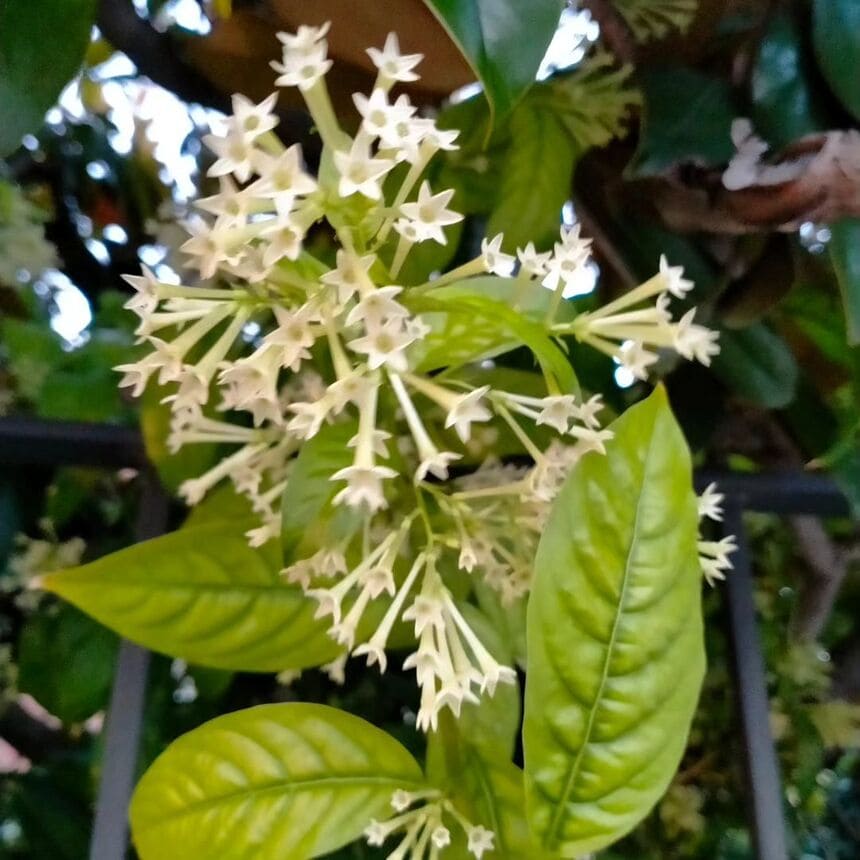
[
  {"left": 130, "top": 703, "right": 424, "bottom": 859},
  {"left": 523, "top": 386, "right": 705, "bottom": 855}
]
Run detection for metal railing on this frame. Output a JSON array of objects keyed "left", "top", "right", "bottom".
[{"left": 0, "top": 418, "right": 853, "bottom": 860}]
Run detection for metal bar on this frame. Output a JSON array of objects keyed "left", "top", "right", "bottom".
[
  {"left": 0, "top": 417, "right": 145, "bottom": 468},
  {"left": 89, "top": 470, "right": 168, "bottom": 860},
  {"left": 723, "top": 501, "right": 789, "bottom": 860},
  {"left": 696, "top": 471, "right": 850, "bottom": 518}
]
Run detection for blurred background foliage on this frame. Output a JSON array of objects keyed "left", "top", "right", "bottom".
[{"left": 1, "top": 0, "right": 859, "bottom": 857}]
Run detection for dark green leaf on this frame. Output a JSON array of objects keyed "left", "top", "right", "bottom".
[
  {"left": 711, "top": 324, "right": 799, "bottom": 408},
  {"left": 523, "top": 386, "right": 705, "bottom": 855},
  {"left": 40, "top": 523, "right": 341, "bottom": 672},
  {"left": 130, "top": 703, "right": 424, "bottom": 859},
  {"left": 422, "top": 0, "right": 563, "bottom": 121},
  {"left": 633, "top": 68, "right": 735, "bottom": 176},
  {"left": 0, "top": 0, "right": 97, "bottom": 155},
  {"left": 751, "top": 10, "right": 830, "bottom": 148},
  {"left": 17, "top": 603, "right": 118, "bottom": 724},
  {"left": 813, "top": 0, "right": 860, "bottom": 121},
  {"left": 828, "top": 218, "right": 860, "bottom": 345}
]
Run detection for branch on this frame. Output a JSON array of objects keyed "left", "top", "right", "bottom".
[
  {"left": 0, "top": 700, "right": 72, "bottom": 762},
  {"left": 643, "top": 130, "right": 860, "bottom": 234}
]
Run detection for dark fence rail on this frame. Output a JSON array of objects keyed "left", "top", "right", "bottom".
[{"left": 2, "top": 418, "right": 855, "bottom": 860}]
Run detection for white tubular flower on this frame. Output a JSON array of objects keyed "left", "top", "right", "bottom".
[
  {"left": 196, "top": 176, "right": 257, "bottom": 225},
  {"left": 229, "top": 92, "right": 279, "bottom": 141},
  {"left": 445, "top": 387, "right": 493, "bottom": 444},
  {"left": 259, "top": 211, "right": 306, "bottom": 265},
  {"left": 320, "top": 250, "right": 375, "bottom": 304},
  {"left": 347, "top": 319, "right": 417, "bottom": 371},
  {"left": 353, "top": 89, "right": 416, "bottom": 146},
  {"left": 698, "top": 482, "right": 724, "bottom": 521},
  {"left": 180, "top": 218, "right": 241, "bottom": 279},
  {"left": 673, "top": 309, "right": 721, "bottom": 366},
  {"left": 542, "top": 226, "right": 592, "bottom": 293},
  {"left": 481, "top": 234, "right": 516, "bottom": 276},
  {"left": 659, "top": 253, "right": 694, "bottom": 298},
  {"left": 250, "top": 145, "right": 317, "bottom": 201},
  {"left": 263, "top": 306, "right": 317, "bottom": 372},
  {"left": 121, "top": 265, "right": 162, "bottom": 317},
  {"left": 467, "top": 825, "right": 495, "bottom": 859},
  {"left": 699, "top": 536, "right": 737, "bottom": 587},
  {"left": 367, "top": 32, "right": 423, "bottom": 85},
  {"left": 272, "top": 25, "right": 332, "bottom": 90},
  {"left": 333, "top": 139, "right": 395, "bottom": 200},
  {"left": 345, "top": 285, "right": 409, "bottom": 328},
  {"left": 204, "top": 128, "right": 257, "bottom": 183},
  {"left": 618, "top": 340, "right": 659, "bottom": 381},
  {"left": 397, "top": 181, "right": 463, "bottom": 244},
  {"left": 517, "top": 241, "right": 551, "bottom": 278}
]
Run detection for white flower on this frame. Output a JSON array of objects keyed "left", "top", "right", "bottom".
[
  {"left": 347, "top": 320, "right": 416, "bottom": 371},
  {"left": 674, "top": 309, "right": 720, "bottom": 365},
  {"left": 331, "top": 464, "right": 397, "bottom": 511},
  {"left": 121, "top": 265, "right": 161, "bottom": 317},
  {"left": 445, "top": 386, "right": 492, "bottom": 444},
  {"left": 618, "top": 340, "right": 659, "bottom": 380},
  {"left": 259, "top": 212, "right": 306, "bottom": 265},
  {"left": 204, "top": 129, "right": 257, "bottom": 183},
  {"left": 535, "top": 395, "right": 579, "bottom": 434},
  {"left": 272, "top": 26, "right": 332, "bottom": 90},
  {"left": 345, "top": 285, "right": 409, "bottom": 328},
  {"left": 367, "top": 32, "right": 422, "bottom": 84},
  {"left": 699, "top": 536, "right": 737, "bottom": 586},
  {"left": 467, "top": 825, "right": 495, "bottom": 858},
  {"left": 250, "top": 145, "right": 317, "bottom": 200},
  {"left": 333, "top": 140, "right": 395, "bottom": 200},
  {"left": 353, "top": 88, "right": 416, "bottom": 146},
  {"left": 229, "top": 92, "right": 279, "bottom": 141},
  {"left": 431, "top": 826, "right": 451, "bottom": 849},
  {"left": 481, "top": 234, "right": 516, "bottom": 276},
  {"left": 398, "top": 181, "right": 463, "bottom": 244},
  {"left": 659, "top": 254, "right": 694, "bottom": 298},
  {"left": 517, "top": 241, "right": 551, "bottom": 277},
  {"left": 698, "top": 482, "right": 724, "bottom": 521},
  {"left": 390, "top": 790, "right": 414, "bottom": 813}
]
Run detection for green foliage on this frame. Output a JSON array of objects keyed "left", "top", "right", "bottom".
[
  {"left": 487, "top": 54, "right": 639, "bottom": 251},
  {"left": 613, "top": 0, "right": 697, "bottom": 43},
  {"left": 422, "top": 0, "right": 564, "bottom": 121},
  {"left": 0, "top": 0, "right": 97, "bottom": 155},
  {"left": 828, "top": 219, "right": 860, "bottom": 345},
  {"left": 130, "top": 703, "right": 425, "bottom": 859},
  {"left": 40, "top": 522, "right": 341, "bottom": 671},
  {"left": 633, "top": 68, "right": 735, "bottom": 175},
  {"left": 812, "top": 0, "right": 860, "bottom": 121},
  {"left": 523, "top": 387, "right": 705, "bottom": 856},
  {"left": 711, "top": 324, "right": 799, "bottom": 408},
  {"left": 751, "top": 10, "right": 830, "bottom": 148},
  {"left": 17, "top": 602, "right": 118, "bottom": 724}
]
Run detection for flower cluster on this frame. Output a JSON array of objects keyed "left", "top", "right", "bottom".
[
  {"left": 116, "top": 24, "right": 723, "bottom": 734},
  {"left": 0, "top": 179, "right": 57, "bottom": 286},
  {"left": 696, "top": 482, "right": 736, "bottom": 586},
  {"left": 365, "top": 789, "right": 495, "bottom": 859}
]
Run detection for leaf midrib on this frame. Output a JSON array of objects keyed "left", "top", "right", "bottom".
[
  {"left": 137, "top": 773, "right": 426, "bottom": 831},
  {"left": 544, "top": 429, "right": 657, "bottom": 848}
]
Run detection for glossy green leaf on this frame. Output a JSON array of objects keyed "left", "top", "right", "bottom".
[
  {"left": 422, "top": 0, "right": 563, "bottom": 121},
  {"left": 130, "top": 703, "right": 424, "bottom": 860},
  {"left": 281, "top": 418, "right": 359, "bottom": 561},
  {"left": 632, "top": 68, "right": 735, "bottom": 176},
  {"left": 0, "top": 0, "right": 97, "bottom": 155},
  {"left": 813, "top": 0, "right": 860, "bottom": 121},
  {"left": 711, "top": 324, "right": 799, "bottom": 408},
  {"left": 751, "top": 10, "right": 830, "bottom": 148},
  {"left": 487, "top": 101, "right": 575, "bottom": 251},
  {"left": 407, "top": 280, "right": 578, "bottom": 392},
  {"left": 828, "top": 218, "right": 860, "bottom": 345},
  {"left": 523, "top": 386, "right": 705, "bottom": 856},
  {"left": 40, "top": 523, "right": 341, "bottom": 672},
  {"left": 17, "top": 603, "right": 118, "bottom": 724}
]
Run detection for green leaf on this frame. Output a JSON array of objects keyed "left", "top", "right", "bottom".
[
  {"left": 487, "top": 101, "right": 575, "bottom": 252},
  {"left": 0, "top": 0, "right": 97, "bottom": 155},
  {"left": 813, "top": 0, "right": 860, "bottom": 121},
  {"left": 17, "top": 603, "right": 118, "bottom": 724},
  {"left": 130, "top": 703, "right": 424, "bottom": 860},
  {"left": 406, "top": 280, "right": 578, "bottom": 393},
  {"left": 422, "top": 0, "right": 563, "bottom": 121},
  {"left": 828, "top": 218, "right": 860, "bottom": 345},
  {"left": 281, "top": 418, "right": 359, "bottom": 561},
  {"left": 751, "top": 10, "right": 830, "bottom": 148},
  {"left": 711, "top": 324, "right": 799, "bottom": 408},
  {"left": 40, "top": 523, "right": 341, "bottom": 672},
  {"left": 633, "top": 68, "right": 736, "bottom": 176},
  {"left": 523, "top": 386, "right": 705, "bottom": 856}
]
